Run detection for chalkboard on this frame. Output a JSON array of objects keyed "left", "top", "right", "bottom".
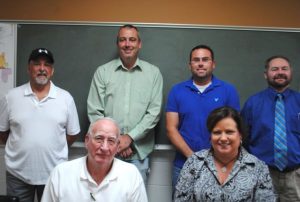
[{"left": 16, "top": 24, "right": 300, "bottom": 144}]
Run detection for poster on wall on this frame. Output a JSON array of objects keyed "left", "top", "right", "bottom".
[{"left": 0, "top": 23, "right": 15, "bottom": 98}]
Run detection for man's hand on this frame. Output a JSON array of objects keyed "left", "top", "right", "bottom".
[
  {"left": 117, "top": 134, "right": 133, "bottom": 158},
  {"left": 119, "top": 147, "right": 133, "bottom": 158}
]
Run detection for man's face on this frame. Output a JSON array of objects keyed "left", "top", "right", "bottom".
[
  {"left": 28, "top": 57, "right": 54, "bottom": 86},
  {"left": 117, "top": 27, "right": 141, "bottom": 61},
  {"left": 85, "top": 120, "right": 119, "bottom": 167},
  {"left": 189, "top": 48, "right": 215, "bottom": 83},
  {"left": 264, "top": 58, "right": 292, "bottom": 91}
]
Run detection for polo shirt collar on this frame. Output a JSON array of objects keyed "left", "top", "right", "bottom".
[
  {"left": 80, "top": 157, "right": 118, "bottom": 186},
  {"left": 186, "top": 75, "right": 220, "bottom": 91},
  {"left": 24, "top": 81, "right": 57, "bottom": 99},
  {"left": 114, "top": 58, "right": 142, "bottom": 71},
  {"left": 208, "top": 75, "right": 223, "bottom": 88},
  {"left": 24, "top": 82, "right": 34, "bottom": 96},
  {"left": 80, "top": 156, "right": 93, "bottom": 183}
]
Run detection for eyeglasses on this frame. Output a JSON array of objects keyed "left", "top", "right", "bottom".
[
  {"left": 92, "top": 135, "right": 119, "bottom": 146},
  {"left": 190, "top": 57, "right": 212, "bottom": 64}
]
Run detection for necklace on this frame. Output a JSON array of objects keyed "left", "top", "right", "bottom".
[{"left": 214, "top": 154, "right": 237, "bottom": 173}]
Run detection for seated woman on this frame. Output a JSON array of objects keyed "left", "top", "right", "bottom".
[{"left": 174, "top": 106, "right": 275, "bottom": 201}]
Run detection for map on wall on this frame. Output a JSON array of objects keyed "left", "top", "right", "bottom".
[{"left": 0, "top": 23, "right": 15, "bottom": 98}]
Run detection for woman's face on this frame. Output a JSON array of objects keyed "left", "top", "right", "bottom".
[{"left": 211, "top": 117, "right": 241, "bottom": 157}]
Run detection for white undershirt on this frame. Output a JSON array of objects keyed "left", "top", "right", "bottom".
[{"left": 193, "top": 81, "right": 212, "bottom": 93}]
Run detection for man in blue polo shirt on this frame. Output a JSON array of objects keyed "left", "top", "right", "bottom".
[
  {"left": 241, "top": 55, "right": 300, "bottom": 201},
  {"left": 166, "top": 44, "right": 240, "bottom": 188}
]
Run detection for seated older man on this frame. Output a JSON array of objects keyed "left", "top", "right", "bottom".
[{"left": 41, "top": 117, "right": 147, "bottom": 202}]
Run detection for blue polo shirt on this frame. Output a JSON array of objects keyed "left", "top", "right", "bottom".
[
  {"left": 166, "top": 76, "right": 240, "bottom": 168},
  {"left": 241, "top": 87, "right": 300, "bottom": 168}
]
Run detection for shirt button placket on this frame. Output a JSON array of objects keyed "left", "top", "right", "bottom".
[{"left": 124, "top": 72, "right": 131, "bottom": 125}]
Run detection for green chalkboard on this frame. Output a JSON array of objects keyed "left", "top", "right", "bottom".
[{"left": 16, "top": 24, "right": 300, "bottom": 144}]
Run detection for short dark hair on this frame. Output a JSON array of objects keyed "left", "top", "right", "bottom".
[
  {"left": 120, "top": 24, "right": 139, "bottom": 31},
  {"left": 189, "top": 44, "right": 214, "bottom": 62},
  {"left": 117, "top": 24, "right": 141, "bottom": 42},
  {"left": 206, "top": 106, "right": 247, "bottom": 141},
  {"left": 264, "top": 55, "right": 291, "bottom": 69}
]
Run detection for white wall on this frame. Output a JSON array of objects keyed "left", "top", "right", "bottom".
[{"left": 0, "top": 145, "right": 174, "bottom": 202}]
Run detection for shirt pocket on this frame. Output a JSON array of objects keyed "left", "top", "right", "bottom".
[
  {"left": 132, "top": 88, "right": 151, "bottom": 116},
  {"left": 290, "top": 112, "right": 300, "bottom": 134}
]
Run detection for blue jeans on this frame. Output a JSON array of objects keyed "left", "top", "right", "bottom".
[
  {"left": 6, "top": 171, "right": 45, "bottom": 202},
  {"left": 172, "top": 165, "right": 182, "bottom": 189},
  {"left": 126, "top": 157, "right": 150, "bottom": 185}
]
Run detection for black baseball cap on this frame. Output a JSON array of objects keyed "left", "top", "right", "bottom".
[{"left": 28, "top": 48, "right": 54, "bottom": 64}]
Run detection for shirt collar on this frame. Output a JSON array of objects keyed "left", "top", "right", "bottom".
[
  {"left": 80, "top": 156, "right": 95, "bottom": 183},
  {"left": 210, "top": 75, "right": 222, "bottom": 87},
  {"left": 267, "top": 86, "right": 291, "bottom": 100},
  {"left": 80, "top": 157, "right": 118, "bottom": 186},
  {"left": 237, "top": 147, "right": 256, "bottom": 165},
  {"left": 24, "top": 81, "right": 57, "bottom": 99},
  {"left": 114, "top": 58, "right": 142, "bottom": 71},
  {"left": 186, "top": 75, "right": 220, "bottom": 91}
]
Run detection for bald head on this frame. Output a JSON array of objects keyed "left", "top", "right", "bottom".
[
  {"left": 87, "top": 117, "right": 121, "bottom": 138},
  {"left": 85, "top": 117, "right": 121, "bottom": 173}
]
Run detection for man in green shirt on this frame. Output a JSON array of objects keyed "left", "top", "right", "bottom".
[{"left": 87, "top": 24, "right": 163, "bottom": 183}]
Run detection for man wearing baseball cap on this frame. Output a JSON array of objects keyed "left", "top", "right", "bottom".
[{"left": 0, "top": 48, "right": 80, "bottom": 201}]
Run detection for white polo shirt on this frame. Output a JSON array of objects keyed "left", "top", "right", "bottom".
[
  {"left": 0, "top": 82, "right": 80, "bottom": 184},
  {"left": 41, "top": 157, "right": 148, "bottom": 202}
]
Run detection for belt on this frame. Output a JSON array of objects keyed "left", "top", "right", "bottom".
[{"left": 269, "top": 165, "right": 300, "bottom": 173}]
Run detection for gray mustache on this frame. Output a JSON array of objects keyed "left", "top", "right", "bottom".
[{"left": 37, "top": 71, "right": 47, "bottom": 76}]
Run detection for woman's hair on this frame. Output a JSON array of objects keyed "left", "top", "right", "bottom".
[{"left": 206, "top": 106, "right": 247, "bottom": 140}]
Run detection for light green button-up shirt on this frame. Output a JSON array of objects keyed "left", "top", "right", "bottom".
[{"left": 87, "top": 58, "right": 163, "bottom": 160}]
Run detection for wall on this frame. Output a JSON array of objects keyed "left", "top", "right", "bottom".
[
  {"left": 0, "top": 0, "right": 300, "bottom": 28},
  {"left": 0, "top": 1, "right": 300, "bottom": 201}
]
